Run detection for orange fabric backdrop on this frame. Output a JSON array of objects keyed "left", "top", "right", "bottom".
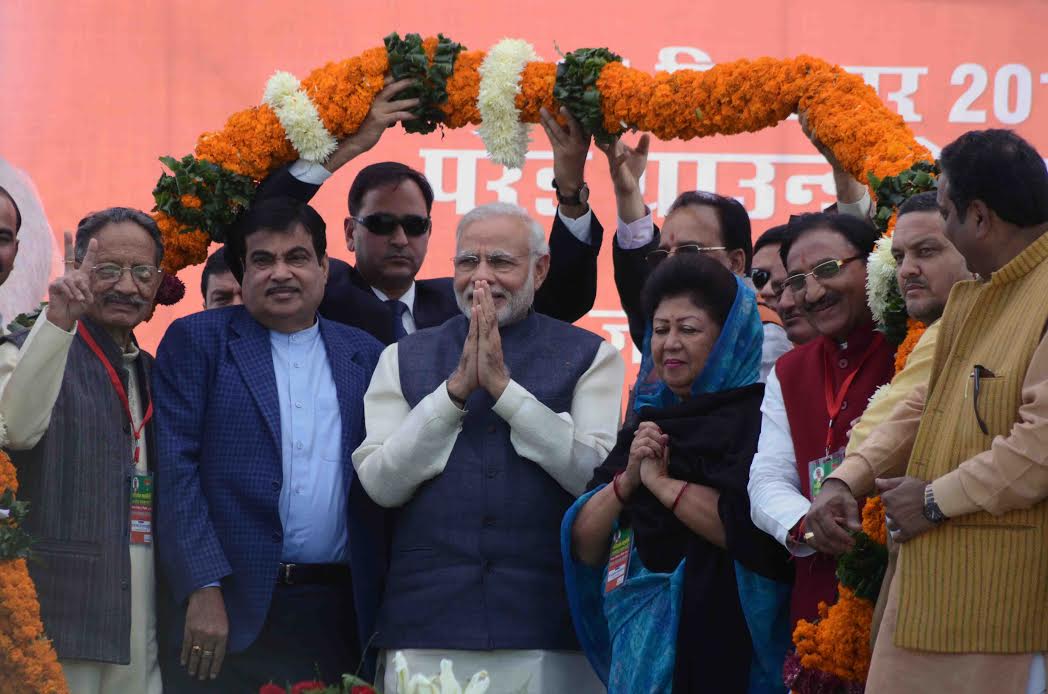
[{"left": 3, "top": 0, "right": 1047, "bottom": 363}]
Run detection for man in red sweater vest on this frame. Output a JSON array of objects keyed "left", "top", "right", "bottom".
[{"left": 747, "top": 212, "right": 896, "bottom": 625}]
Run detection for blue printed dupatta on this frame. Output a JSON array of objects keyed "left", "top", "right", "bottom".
[{"left": 561, "top": 488, "right": 684, "bottom": 693}]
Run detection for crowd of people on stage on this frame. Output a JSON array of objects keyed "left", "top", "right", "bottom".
[{"left": 0, "top": 80, "right": 1046, "bottom": 694}]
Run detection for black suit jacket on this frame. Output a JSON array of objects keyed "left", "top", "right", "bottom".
[
  {"left": 613, "top": 223, "right": 661, "bottom": 351},
  {"left": 257, "top": 165, "right": 603, "bottom": 344}
]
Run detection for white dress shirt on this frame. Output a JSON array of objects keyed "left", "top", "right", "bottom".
[{"left": 747, "top": 365, "right": 815, "bottom": 557}]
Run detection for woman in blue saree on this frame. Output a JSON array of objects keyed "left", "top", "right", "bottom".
[{"left": 562, "top": 255, "right": 792, "bottom": 693}]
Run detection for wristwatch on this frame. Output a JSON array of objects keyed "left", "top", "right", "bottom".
[
  {"left": 552, "top": 179, "right": 589, "bottom": 207},
  {"left": 922, "top": 484, "right": 947, "bottom": 524}
]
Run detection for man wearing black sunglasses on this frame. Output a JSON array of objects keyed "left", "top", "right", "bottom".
[{"left": 256, "top": 81, "right": 602, "bottom": 345}]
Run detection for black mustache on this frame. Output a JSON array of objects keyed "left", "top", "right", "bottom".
[
  {"left": 102, "top": 292, "right": 147, "bottom": 307},
  {"left": 804, "top": 293, "right": 839, "bottom": 313}
]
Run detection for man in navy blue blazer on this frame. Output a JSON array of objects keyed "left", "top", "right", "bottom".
[
  {"left": 153, "top": 197, "right": 384, "bottom": 691},
  {"left": 254, "top": 80, "right": 605, "bottom": 344}
]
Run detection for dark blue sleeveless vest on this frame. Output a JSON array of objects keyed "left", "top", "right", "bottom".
[{"left": 376, "top": 310, "right": 603, "bottom": 650}]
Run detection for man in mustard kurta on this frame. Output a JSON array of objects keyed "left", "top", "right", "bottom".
[{"left": 803, "top": 129, "right": 1048, "bottom": 693}]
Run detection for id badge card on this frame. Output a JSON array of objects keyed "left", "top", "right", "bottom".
[
  {"left": 130, "top": 473, "right": 153, "bottom": 545},
  {"left": 604, "top": 527, "right": 633, "bottom": 594},
  {"left": 808, "top": 448, "right": 844, "bottom": 498}
]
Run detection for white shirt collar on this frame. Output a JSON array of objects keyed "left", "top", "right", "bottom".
[{"left": 372, "top": 282, "right": 416, "bottom": 316}]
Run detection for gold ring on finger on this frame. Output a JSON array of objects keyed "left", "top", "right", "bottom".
[{"left": 191, "top": 645, "right": 202, "bottom": 654}]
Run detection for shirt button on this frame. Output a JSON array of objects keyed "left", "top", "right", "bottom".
[
  {"left": 296, "top": 442, "right": 303, "bottom": 450},
  {"left": 271, "top": 480, "right": 280, "bottom": 491},
  {"left": 295, "top": 402, "right": 303, "bottom": 409},
  {"left": 272, "top": 531, "right": 282, "bottom": 542},
  {"left": 841, "top": 400, "right": 849, "bottom": 412},
  {"left": 293, "top": 362, "right": 301, "bottom": 368},
  {"left": 123, "top": 423, "right": 132, "bottom": 434},
  {"left": 120, "top": 580, "right": 130, "bottom": 591},
  {"left": 838, "top": 358, "right": 849, "bottom": 369}
]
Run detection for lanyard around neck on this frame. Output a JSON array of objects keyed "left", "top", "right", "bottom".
[
  {"left": 79, "top": 328, "right": 153, "bottom": 464},
  {"left": 821, "top": 332, "right": 884, "bottom": 453}
]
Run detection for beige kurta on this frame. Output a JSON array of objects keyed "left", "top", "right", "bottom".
[{"left": 0, "top": 311, "right": 161, "bottom": 694}]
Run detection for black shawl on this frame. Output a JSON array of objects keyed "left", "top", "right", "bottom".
[{"left": 588, "top": 383, "right": 792, "bottom": 693}]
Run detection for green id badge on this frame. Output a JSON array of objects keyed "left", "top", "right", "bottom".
[
  {"left": 808, "top": 448, "right": 844, "bottom": 498},
  {"left": 130, "top": 473, "right": 153, "bottom": 545}
]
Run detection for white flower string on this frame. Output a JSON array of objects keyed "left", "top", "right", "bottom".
[
  {"left": 262, "top": 71, "right": 338, "bottom": 164},
  {"left": 477, "top": 39, "right": 539, "bottom": 169},
  {"left": 866, "top": 235, "right": 897, "bottom": 324}
]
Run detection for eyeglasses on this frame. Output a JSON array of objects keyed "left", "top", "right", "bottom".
[
  {"left": 783, "top": 256, "right": 861, "bottom": 294},
  {"left": 352, "top": 213, "right": 431, "bottom": 237},
  {"left": 91, "top": 263, "right": 159, "bottom": 285},
  {"left": 645, "top": 244, "right": 727, "bottom": 269},
  {"left": 452, "top": 252, "right": 535, "bottom": 273}
]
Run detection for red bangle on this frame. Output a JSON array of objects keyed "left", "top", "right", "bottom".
[
  {"left": 671, "top": 482, "right": 689, "bottom": 512},
  {"left": 612, "top": 472, "right": 627, "bottom": 504}
]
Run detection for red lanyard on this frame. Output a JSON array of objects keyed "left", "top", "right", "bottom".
[
  {"left": 821, "top": 332, "right": 884, "bottom": 453},
  {"left": 79, "top": 328, "right": 153, "bottom": 464}
]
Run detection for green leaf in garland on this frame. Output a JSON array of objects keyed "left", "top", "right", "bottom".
[
  {"left": 553, "top": 47, "right": 623, "bottom": 146},
  {"left": 152, "top": 154, "right": 257, "bottom": 244},
  {"left": 384, "top": 32, "right": 465, "bottom": 135},
  {"left": 836, "top": 530, "right": 888, "bottom": 602}
]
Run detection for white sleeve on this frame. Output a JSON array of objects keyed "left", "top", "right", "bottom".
[
  {"left": 351, "top": 344, "right": 467, "bottom": 508},
  {"left": 760, "top": 323, "right": 792, "bottom": 384},
  {"left": 747, "top": 366, "right": 815, "bottom": 556},
  {"left": 288, "top": 160, "right": 334, "bottom": 186},
  {"left": 492, "top": 341, "right": 625, "bottom": 496},
  {"left": 0, "top": 308, "right": 78, "bottom": 450},
  {"left": 836, "top": 187, "right": 872, "bottom": 220},
  {"left": 615, "top": 212, "right": 655, "bottom": 250},
  {"left": 556, "top": 208, "right": 594, "bottom": 245}
]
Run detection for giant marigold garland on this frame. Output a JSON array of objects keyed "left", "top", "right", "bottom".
[
  {"left": 149, "top": 33, "right": 932, "bottom": 278},
  {"left": 0, "top": 445, "right": 68, "bottom": 693}
]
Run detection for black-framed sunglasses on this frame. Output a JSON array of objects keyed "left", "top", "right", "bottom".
[
  {"left": 783, "top": 256, "right": 861, "bottom": 294},
  {"left": 645, "top": 244, "right": 727, "bottom": 269},
  {"left": 352, "top": 213, "right": 432, "bottom": 237},
  {"left": 749, "top": 268, "right": 785, "bottom": 298}
]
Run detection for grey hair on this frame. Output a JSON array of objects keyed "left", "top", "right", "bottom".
[
  {"left": 75, "top": 207, "right": 164, "bottom": 265},
  {"left": 455, "top": 202, "right": 550, "bottom": 255}
]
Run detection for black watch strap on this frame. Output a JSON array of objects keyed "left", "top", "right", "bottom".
[{"left": 553, "top": 180, "right": 587, "bottom": 206}]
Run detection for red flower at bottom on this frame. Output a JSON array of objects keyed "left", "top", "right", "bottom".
[
  {"left": 290, "top": 681, "right": 327, "bottom": 694},
  {"left": 259, "top": 684, "right": 286, "bottom": 694},
  {"left": 351, "top": 687, "right": 376, "bottom": 694}
]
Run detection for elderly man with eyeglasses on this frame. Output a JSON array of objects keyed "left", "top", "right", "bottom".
[
  {"left": 746, "top": 211, "right": 896, "bottom": 633},
  {"left": 352, "top": 201, "right": 624, "bottom": 693},
  {"left": 0, "top": 207, "right": 166, "bottom": 694}
]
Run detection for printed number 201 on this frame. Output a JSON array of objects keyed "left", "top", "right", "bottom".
[{"left": 949, "top": 63, "right": 1032, "bottom": 125}]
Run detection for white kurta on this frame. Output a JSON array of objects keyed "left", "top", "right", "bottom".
[
  {"left": 0, "top": 310, "right": 161, "bottom": 694},
  {"left": 354, "top": 338, "right": 624, "bottom": 694}
]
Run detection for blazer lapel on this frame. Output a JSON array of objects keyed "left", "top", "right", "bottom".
[
  {"left": 318, "top": 318, "right": 366, "bottom": 482},
  {"left": 228, "top": 309, "right": 281, "bottom": 448}
]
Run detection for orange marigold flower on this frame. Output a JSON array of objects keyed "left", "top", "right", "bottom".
[
  {"left": 179, "top": 194, "right": 203, "bottom": 209},
  {"left": 862, "top": 496, "right": 888, "bottom": 546},
  {"left": 894, "top": 319, "right": 927, "bottom": 374}
]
